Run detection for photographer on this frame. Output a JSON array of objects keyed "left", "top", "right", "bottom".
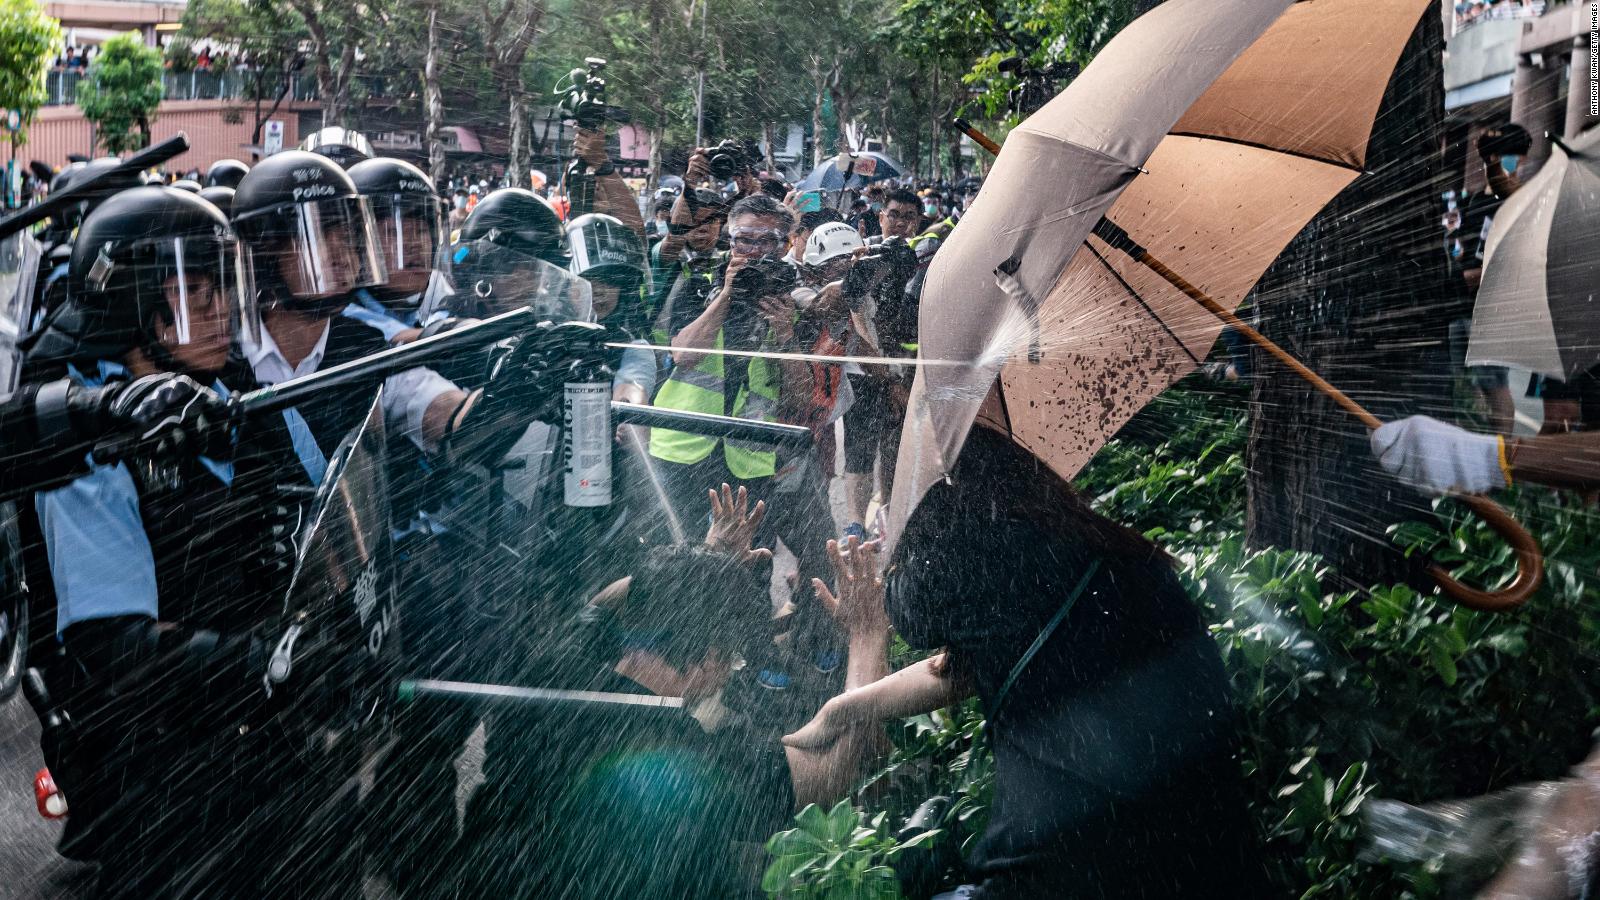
[
  {"left": 685, "top": 139, "right": 762, "bottom": 199},
  {"left": 840, "top": 188, "right": 925, "bottom": 537}
]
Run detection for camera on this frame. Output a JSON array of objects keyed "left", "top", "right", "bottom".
[
  {"left": 557, "top": 57, "right": 631, "bottom": 130},
  {"left": 840, "top": 236, "right": 917, "bottom": 309},
  {"left": 731, "top": 255, "right": 797, "bottom": 301},
  {"left": 996, "top": 56, "right": 1080, "bottom": 118},
  {"left": 707, "top": 139, "right": 752, "bottom": 182}
]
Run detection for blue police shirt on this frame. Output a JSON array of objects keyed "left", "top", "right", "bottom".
[{"left": 34, "top": 363, "right": 255, "bottom": 635}]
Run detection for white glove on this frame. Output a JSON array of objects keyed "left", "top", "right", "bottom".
[{"left": 1370, "top": 415, "right": 1507, "bottom": 496}]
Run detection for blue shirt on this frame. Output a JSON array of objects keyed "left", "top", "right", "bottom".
[{"left": 34, "top": 362, "right": 240, "bottom": 635}]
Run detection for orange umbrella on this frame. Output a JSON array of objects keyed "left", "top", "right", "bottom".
[{"left": 890, "top": 0, "right": 1541, "bottom": 610}]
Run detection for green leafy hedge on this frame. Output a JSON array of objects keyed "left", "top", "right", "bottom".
[{"left": 768, "top": 385, "right": 1600, "bottom": 899}]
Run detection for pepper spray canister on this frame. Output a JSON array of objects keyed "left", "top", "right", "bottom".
[{"left": 562, "top": 354, "right": 613, "bottom": 508}]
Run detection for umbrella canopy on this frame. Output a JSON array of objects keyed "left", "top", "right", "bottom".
[
  {"left": 794, "top": 151, "right": 904, "bottom": 192},
  {"left": 890, "top": 0, "right": 1435, "bottom": 551},
  {"left": 1466, "top": 126, "right": 1600, "bottom": 381}
]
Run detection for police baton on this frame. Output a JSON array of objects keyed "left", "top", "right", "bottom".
[
  {"left": 0, "top": 133, "right": 192, "bottom": 242},
  {"left": 232, "top": 307, "right": 540, "bottom": 417},
  {"left": 397, "top": 678, "right": 689, "bottom": 722}
]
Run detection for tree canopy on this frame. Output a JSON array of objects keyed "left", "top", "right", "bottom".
[{"left": 77, "top": 32, "right": 165, "bottom": 156}]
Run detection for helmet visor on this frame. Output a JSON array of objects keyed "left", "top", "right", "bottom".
[
  {"left": 106, "top": 232, "right": 254, "bottom": 362},
  {"left": 450, "top": 241, "right": 593, "bottom": 322},
  {"left": 256, "top": 195, "right": 388, "bottom": 303},
  {"left": 374, "top": 195, "right": 442, "bottom": 277}
]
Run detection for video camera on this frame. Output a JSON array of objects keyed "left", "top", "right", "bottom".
[
  {"left": 997, "top": 56, "right": 1080, "bottom": 119},
  {"left": 556, "top": 57, "right": 630, "bottom": 130}
]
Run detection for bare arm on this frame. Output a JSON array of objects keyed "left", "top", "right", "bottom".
[
  {"left": 670, "top": 259, "right": 742, "bottom": 367},
  {"left": 1510, "top": 432, "right": 1600, "bottom": 491}
]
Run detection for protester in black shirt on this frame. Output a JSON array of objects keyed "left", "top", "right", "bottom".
[{"left": 785, "top": 425, "right": 1269, "bottom": 898}]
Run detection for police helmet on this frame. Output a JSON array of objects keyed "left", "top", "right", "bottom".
[
  {"left": 347, "top": 157, "right": 441, "bottom": 302},
  {"left": 171, "top": 179, "right": 203, "bottom": 194},
  {"left": 49, "top": 157, "right": 142, "bottom": 237},
  {"left": 298, "top": 126, "right": 375, "bottom": 168},
  {"left": 566, "top": 213, "right": 648, "bottom": 304},
  {"left": 50, "top": 187, "right": 250, "bottom": 372},
  {"left": 449, "top": 189, "right": 591, "bottom": 321},
  {"left": 232, "top": 150, "right": 387, "bottom": 313},
  {"left": 205, "top": 158, "right": 250, "bottom": 189},
  {"left": 198, "top": 185, "right": 236, "bottom": 219}
]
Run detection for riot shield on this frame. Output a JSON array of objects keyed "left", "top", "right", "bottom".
[
  {"left": 266, "top": 390, "right": 400, "bottom": 761},
  {"left": 0, "top": 232, "right": 41, "bottom": 702},
  {"left": 0, "top": 231, "right": 41, "bottom": 397}
]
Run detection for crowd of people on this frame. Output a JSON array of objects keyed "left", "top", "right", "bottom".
[{"left": 3, "top": 90, "right": 1595, "bottom": 898}]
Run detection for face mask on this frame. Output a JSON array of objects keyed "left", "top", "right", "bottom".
[
  {"left": 869, "top": 202, "right": 882, "bottom": 212},
  {"left": 454, "top": 197, "right": 467, "bottom": 210},
  {"left": 1500, "top": 154, "right": 1520, "bottom": 175}
]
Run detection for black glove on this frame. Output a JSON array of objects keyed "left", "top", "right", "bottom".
[
  {"left": 80, "top": 374, "right": 229, "bottom": 464},
  {"left": 451, "top": 322, "right": 608, "bottom": 464}
]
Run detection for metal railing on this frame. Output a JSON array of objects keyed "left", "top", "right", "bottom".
[{"left": 44, "top": 70, "right": 388, "bottom": 107}]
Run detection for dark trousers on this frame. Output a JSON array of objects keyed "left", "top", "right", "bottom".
[{"left": 57, "top": 616, "right": 362, "bottom": 900}]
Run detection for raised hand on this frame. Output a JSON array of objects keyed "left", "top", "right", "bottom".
[
  {"left": 812, "top": 536, "right": 889, "bottom": 638},
  {"left": 705, "top": 482, "right": 772, "bottom": 566}
]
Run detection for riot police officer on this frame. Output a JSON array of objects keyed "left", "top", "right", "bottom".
[
  {"left": 343, "top": 156, "right": 449, "bottom": 344},
  {"left": 204, "top": 157, "right": 250, "bottom": 190},
  {"left": 197, "top": 184, "right": 235, "bottom": 219},
  {"left": 298, "top": 125, "right": 375, "bottom": 168},
  {"left": 20, "top": 185, "right": 311, "bottom": 898}
]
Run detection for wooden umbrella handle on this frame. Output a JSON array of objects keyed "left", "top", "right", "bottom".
[{"left": 1091, "top": 219, "right": 1546, "bottom": 611}]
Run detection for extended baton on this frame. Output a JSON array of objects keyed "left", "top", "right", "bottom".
[{"left": 0, "top": 134, "right": 192, "bottom": 242}]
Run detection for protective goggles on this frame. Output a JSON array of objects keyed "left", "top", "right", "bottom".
[{"left": 729, "top": 227, "right": 787, "bottom": 252}]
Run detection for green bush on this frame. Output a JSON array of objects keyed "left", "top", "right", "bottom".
[{"left": 769, "top": 385, "right": 1600, "bottom": 899}]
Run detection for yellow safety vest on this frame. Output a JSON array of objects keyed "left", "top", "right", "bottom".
[{"left": 649, "top": 329, "right": 781, "bottom": 479}]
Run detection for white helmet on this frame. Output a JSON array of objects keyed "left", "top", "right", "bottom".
[{"left": 803, "top": 221, "right": 863, "bottom": 266}]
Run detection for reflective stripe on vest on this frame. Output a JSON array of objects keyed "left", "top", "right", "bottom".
[{"left": 649, "top": 329, "right": 780, "bottom": 478}]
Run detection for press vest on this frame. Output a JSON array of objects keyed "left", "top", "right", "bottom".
[{"left": 648, "top": 328, "right": 780, "bottom": 480}]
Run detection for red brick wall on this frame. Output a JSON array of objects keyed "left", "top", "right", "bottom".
[{"left": 18, "top": 99, "right": 317, "bottom": 175}]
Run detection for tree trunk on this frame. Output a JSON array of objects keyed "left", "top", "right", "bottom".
[
  {"left": 762, "top": 121, "right": 778, "bottom": 175},
  {"left": 1245, "top": 14, "right": 1458, "bottom": 587},
  {"left": 809, "top": 56, "right": 826, "bottom": 169},
  {"left": 425, "top": 0, "right": 446, "bottom": 178},
  {"left": 647, "top": 124, "right": 663, "bottom": 189},
  {"left": 506, "top": 85, "right": 528, "bottom": 187}
]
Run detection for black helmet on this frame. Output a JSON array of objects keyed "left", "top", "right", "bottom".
[
  {"left": 205, "top": 158, "right": 250, "bottom": 189},
  {"left": 232, "top": 150, "right": 387, "bottom": 313},
  {"left": 298, "top": 126, "right": 375, "bottom": 168},
  {"left": 40, "top": 187, "right": 251, "bottom": 373},
  {"left": 198, "top": 185, "right": 236, "bottom": 219},
  {"left": 171, "top": 179, "right": 203, "bottom": 194},
  {"left": 48, "top": 157, "right": 141, "bottom": 237},
  {"left": 449, "top": 190, "right": 591, "bottom": 321},
  {"left": 566, "top": 213, "right": 648, "bottom": 305},
  {"left": 457, "top": 188, "right": 566, "bottom": 265},
  {"left": 347, "top": 157, "right": 442, "bottom": 303}
]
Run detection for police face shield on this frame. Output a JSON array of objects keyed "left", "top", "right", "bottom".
[
  {"left": 450, "top": 241, "right": 594, "bottom": 322},
  {"left": 0, "top": 233, "right": 41, "bottom": 394},
  {"left": 373, "top": 195, "right": 443, "bottom": 299},
  {"left": 253, "top": 195, "right": 387, "bottom": 307},
  {"left": 91, "top": 232, "right": 253, "bottom": 370}
]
